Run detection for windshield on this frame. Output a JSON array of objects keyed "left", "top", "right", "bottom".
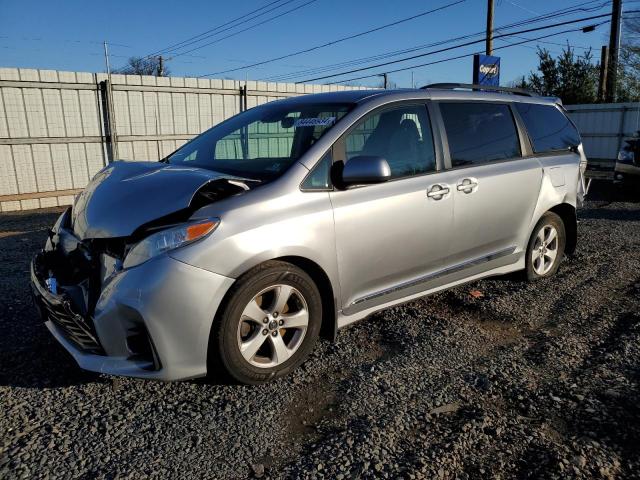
[{"left": 167, "top": 102, "right": 353, "bottom": 182}]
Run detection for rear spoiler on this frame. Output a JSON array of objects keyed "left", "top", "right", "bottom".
[{"left": 543, "top": 96, "right": 563, "bottom": 106}]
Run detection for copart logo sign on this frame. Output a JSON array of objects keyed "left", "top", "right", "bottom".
[{"left": 473, "top": 54, "right": 501, "bottom": 86}]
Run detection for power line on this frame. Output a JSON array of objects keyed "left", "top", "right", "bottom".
[
  {"left": 167, "top": 0, "right": 319, "bottom": 62},
  {"left": 297, "top": 12, "right": 617, "bottom": 83},
  {"left": 113, "top": 0, "right": 293, "bottom": 72},
  {"left": 263, "top": 0, "right": 613, "bottom": 82},
  {"left": 328, "top": 22, "right": 609, "bottom": 85},
  {"left": 199, "top": 0, "right": 468, "bottom": 77},
  {"left": 113, "top": 0, "right": 311, "bottom": 73},
  {"left": 149, "top": 0, "right": 319, "bottom": 66},
  {"left": 140, "top": 0, "right": 296, "bottom": 59}
]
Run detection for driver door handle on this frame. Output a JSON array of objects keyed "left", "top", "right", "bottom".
[{"left": 427, "top": 184, "right": 450, "bottom": 200}]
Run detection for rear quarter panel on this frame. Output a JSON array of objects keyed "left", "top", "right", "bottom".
[{"left": 526, "top": 152, "right": 581, "bottom": 242}]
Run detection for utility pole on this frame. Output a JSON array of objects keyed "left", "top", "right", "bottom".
[
  {"left": 103, "top": 41, "right": 111, "bottom": 76},
  {"left": 157, "top": 56, "right": 164, "bottom": 77},
  {"left": 606, "top": 0, "right": 622, "bottom": 102},
  {"left": 598, "top": 45, "right": 609, "bottom": 102},
  {"left": 486, "top": 0, "right": 494, "bottom": 55}
]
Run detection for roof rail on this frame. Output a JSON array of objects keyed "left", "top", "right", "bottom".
[{"left": 420, "top": 83, "right": 535, "bottom": 97}]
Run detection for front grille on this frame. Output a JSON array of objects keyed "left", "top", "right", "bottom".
[
  {"left": 44, "top": 298, "right": 103, "bottom": 354},
  {"left": 31, "top": 255, "right": 104, "bottom": 354}
]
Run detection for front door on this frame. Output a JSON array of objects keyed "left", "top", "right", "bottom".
[{"left": 329, "top": 103, "right": 455, "bottom": 315}]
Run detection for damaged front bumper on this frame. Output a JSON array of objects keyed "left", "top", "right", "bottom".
[{"left": 32, "top": 246, "right": 235, "bottom": 381}]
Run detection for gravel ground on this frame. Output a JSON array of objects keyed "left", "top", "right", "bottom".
[{"left": 1, "top": 181, "right": 639, "bottom": 479}]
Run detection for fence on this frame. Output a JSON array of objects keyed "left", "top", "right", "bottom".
[
  {"left": 565, "top": 102, "right": 640, "bottom": 162},
  {"left": 0, "top": 68, "right": 366, "bottom": 212},
  {"left": 3, "top": 72, "right": 636, "bottom": 214}
]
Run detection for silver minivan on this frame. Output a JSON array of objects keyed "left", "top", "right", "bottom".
[{"left": 31, "top": 84, "right": 587, "bottom": 384}]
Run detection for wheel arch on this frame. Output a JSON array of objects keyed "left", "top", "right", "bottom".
[
  {"left": 548, "top": 203, "right": 577, "bottom": 255},
  {"left": 275, "top": 255, "right": 337, "bottom": 341},
  {"left": 213, "top": 255, "right": 338, "bottom": 348}
]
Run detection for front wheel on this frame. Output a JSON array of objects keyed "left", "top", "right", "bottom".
[
  {"left": 525, "top": 211, "right": 566, "bottom": 281},
  {"left": 209, "top": 261, "right": 322, "bottom": 384}
]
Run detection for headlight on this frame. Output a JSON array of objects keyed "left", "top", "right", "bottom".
[
  {"left": 618, "top": 149, "right": 634, "bottom": 164},
  {"left": 123, "top": 218, "right": 220, "bottom": 269}
]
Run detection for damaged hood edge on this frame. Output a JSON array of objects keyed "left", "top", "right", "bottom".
[{"left": 71, "top": 161, "right": 250, "bottom": 240}]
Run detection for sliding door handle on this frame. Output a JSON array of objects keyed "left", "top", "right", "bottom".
[{"left": 456, "top": 177, "right": 478, "bottom": 194}]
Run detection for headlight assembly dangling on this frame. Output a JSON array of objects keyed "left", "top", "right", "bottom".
[{"left": 123, "top": 218, "right": 220, "bottom": 269}]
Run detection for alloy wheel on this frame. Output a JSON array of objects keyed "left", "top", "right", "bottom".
[
  {"left": 236, "top": 284, "right": 309, "bottom": 368},
  {"left": 532, "top": 224, "right": 559, "bottom": 276}
]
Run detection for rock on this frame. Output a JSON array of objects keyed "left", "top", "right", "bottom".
[
  {"left": 251, "top": 463, "right": 265, "bottom": 478},
  {"left": 572, "top": 456, "right": 587, "bottom": 468},
  {"left": 430, "top": 403, "right": 460, "bottom": 415}
]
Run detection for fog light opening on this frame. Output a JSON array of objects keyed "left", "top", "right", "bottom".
[{"left": 126, "top": 326, "right": 162, "bottom": 371}]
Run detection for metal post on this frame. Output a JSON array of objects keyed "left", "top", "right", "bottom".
[
  {"left": 240, "top": 84, "right": 248, "bottom": 112},
  {"left": 598, "top": 45, "right": 609, "bottom": 102},
  {"left": 102, "top": 41, "right": 118, "bottom": 159},
  {"left": 158, "top": 56, "right": 164, "bottom": 77},
  {"left": 606, "top": 0, "right": 622, "bottom": 102},
  {"left": 379, "top": 73, "right": 388, "bottom": 89},
  {"left": 486, "top": 0, "right": 494, "bottom": 56},
  {"left": 240, "top": 84, "right": 249, "bottom": 159},
  {"left": 100, "top": 80, "right": 118, "bottom": 162}
]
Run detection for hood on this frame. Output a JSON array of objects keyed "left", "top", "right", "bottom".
[{"left": 71, "top": 161, "right": 247, "bottom": 240}]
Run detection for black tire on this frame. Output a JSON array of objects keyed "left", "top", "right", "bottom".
[
  {"left": 525, "top": 211, "right": 566, "bottom": 281},
  {"left": 208, "top": 260, "right": 322, "bottom": 384}
]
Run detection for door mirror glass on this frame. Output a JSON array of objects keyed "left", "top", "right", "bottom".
[{"left": 340, "top": 156, "right": 391, "bottom": 185}]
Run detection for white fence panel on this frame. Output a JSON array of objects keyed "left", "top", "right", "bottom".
[
  {"left": 566, "top": 103, "right": 640, "bottom": 161},
  {"left": 0, "top": 67, "right": 368, "bottom": 211}
]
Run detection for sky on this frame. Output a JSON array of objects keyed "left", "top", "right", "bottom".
[{"left": 0, "top": 0, "right": 625, "bottom": 88}]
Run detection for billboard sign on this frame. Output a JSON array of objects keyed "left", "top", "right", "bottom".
[{"left": 473, "top": 54, "right": 500, "bottom": 86}]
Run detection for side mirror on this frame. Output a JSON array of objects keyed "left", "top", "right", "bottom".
[{"left": 340, "top": 156, "right": 391, "bottom": 186}]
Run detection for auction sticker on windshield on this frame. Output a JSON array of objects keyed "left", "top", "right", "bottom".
[{"left": 294, "top": 117, "right": 336, "bottom": 127}]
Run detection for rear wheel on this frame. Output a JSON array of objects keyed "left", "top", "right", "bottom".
[
  {"left": 525, "top": 212, "right": 566, "bottom": 281},
  {"left": 209, "top": 261, "right": 322, "bottom": 384}
]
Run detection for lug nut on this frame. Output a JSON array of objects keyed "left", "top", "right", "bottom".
[
  {"left": 279, "top": 320, "right": 284, "bottom": 326},
  {"left": 273, "top": 312, "right": 279, "bottom": 318},
  {"left": 262, "top": 329, "right": 268, "bottom": 335},
  {"left": 263, "top": 317, "right": 268, "bottom": 323},
  {"left": 271, "top": 331, "right": 277, "bottom": 337}
]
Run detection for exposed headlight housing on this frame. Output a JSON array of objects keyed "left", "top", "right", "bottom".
[{"left": 123, "top": 218, "right": 219, "bottom": 269}]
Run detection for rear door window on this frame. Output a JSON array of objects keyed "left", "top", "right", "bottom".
[
  {"left": 514, "top": 103, "right": 580, "bottom": 154},
  {"left": 439, "top": 102, "right": 521, "bottom": 167}
]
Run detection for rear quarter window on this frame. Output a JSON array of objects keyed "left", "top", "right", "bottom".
[{"left": 515, "top": 103, "right": 580, "bottom": 154}]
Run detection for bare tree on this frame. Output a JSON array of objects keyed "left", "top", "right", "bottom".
[
  {"left": 618, "top": 16, "right": 640, "bottom": 101},
  {"left": 121, "top": 56, "right": 170, "bottom": 77}
]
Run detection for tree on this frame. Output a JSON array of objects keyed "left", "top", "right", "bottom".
[
  {"left": 617, "top": 16, "right": 640, "bottom": 101},
  {"left": 121, "top": 56, "right": 170, "bottom": 77},
  {"left": 522, "top": 46, "right": 599, "bottom": 104}
]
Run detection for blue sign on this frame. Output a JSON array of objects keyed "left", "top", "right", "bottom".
[{"left": 473, "top": 54, "right": 500, "bottom": 86}]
